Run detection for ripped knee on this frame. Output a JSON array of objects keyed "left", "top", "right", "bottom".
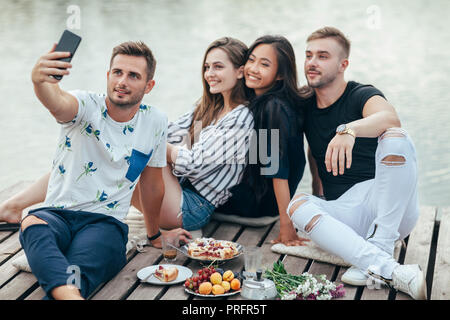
[
  {"left": 381, "top": 154, "right": 406, "bottom": 166},
  {"left": 21, "top": 215, "right": 47, "bottom": 232},
  {"left": 287, "top": 193, "right": 309, "bottom": 217},
  {"left": 305, "top": 214, "right": 322, "bottom": 233},
  {"left": 379, "top": 128, "right": 408, "bottom": 166}
]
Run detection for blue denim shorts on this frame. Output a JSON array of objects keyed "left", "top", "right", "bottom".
[{"left": 180, "top": 185, "right": 215, "bottom": 231}]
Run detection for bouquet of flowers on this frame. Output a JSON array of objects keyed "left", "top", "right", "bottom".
[{"left": 264, "top": 261, "right": 345, "bottom": 300}]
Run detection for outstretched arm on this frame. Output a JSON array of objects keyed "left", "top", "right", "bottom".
[{"left": 31, "top": 44, "right": 78, "bottom": 123}]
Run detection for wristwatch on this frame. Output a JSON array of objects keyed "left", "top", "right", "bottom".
[{"left": 336, "top": 124, "right": 356, "bottom": 138}]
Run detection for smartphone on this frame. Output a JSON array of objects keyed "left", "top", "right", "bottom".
[{"left": 52, "top": 30, "right": 82, "bottom": 80}]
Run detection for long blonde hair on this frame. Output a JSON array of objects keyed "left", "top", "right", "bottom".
[{"left": 188, "top": 37, "right": 249, "bottom": 146}]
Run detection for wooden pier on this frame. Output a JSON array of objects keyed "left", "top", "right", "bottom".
[{"left": 0, "top": 182, "right": 448, "bottom": 300}]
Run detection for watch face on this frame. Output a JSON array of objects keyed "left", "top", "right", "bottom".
[{"left": 336, "top": 124, "right": 346, "bottom": 133}]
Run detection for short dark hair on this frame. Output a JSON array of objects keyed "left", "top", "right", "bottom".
[
  {"left": 110, "top": 41, "right": 156, "bottom": 80},
  {"left": 307, "top": 26, "right": 351, "bottom": 58}
]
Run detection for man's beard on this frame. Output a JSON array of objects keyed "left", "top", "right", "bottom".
[
  {"left": 107, "top": 87, "right": 145, "bottom": 109},
  {"left": 306, "top": 68, "right": 339, "bottom": 89}
]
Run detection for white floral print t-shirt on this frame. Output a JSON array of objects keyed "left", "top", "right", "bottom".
[{"left": 44, "top": 90, "right": 167, "bottom": 221}]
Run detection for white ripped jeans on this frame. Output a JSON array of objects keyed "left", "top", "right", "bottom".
[{"left": 288, "top": 128, "right": 419, "bottom": 279}]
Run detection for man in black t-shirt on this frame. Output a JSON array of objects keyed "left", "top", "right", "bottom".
[{"left": 286, "top": 27, "right": 426, "bottom": 300}]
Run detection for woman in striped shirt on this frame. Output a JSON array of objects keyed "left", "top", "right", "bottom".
[{"left": 147, "top": 37, "right": 254, "bottom": 231}]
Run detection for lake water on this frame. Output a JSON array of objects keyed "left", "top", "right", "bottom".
[{"left": 1, "top": 0, "right": 449, "bottom": 207}]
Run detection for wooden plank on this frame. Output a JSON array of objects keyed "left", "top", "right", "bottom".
[
  {"left": 0, "top": 249, "right": 23, "bottom": 287},
  {"left": 260, "top": 221, "right": 283, "bottom": 272},
  {"left": 0, "top": 232, "right": 21, "bottom": 264},
  {"left": 90, "top": 246, "right": 162, "bottom": 300},
  {"left": 282, "top": 256, "right": 309, "bottom": 276},
  {"left": 24, "top": 287, "right": 46, "bottom": 300},
  {"left": 335, "top": 267, "right": 359, "bottom": 300},
  {"left": 431, "top": 207, "right": 450, "bottom": 300},
  {"left": 403, "top": 206, "right": 436, "bottom": 275},
  {"left": 307, "top": 260, "right": 336, "bottom": 278},
  {"left": 0, "top": 271, "right": 37, "bottom": 300},
  {"left": 0, "top": 231, "right": 13, "bottom": 242},
  {"left": 396, "top": 206, "right": 437, "bottom": 300}
]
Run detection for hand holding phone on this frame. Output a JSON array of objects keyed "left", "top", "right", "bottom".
[
  {"left": 31, "top": 30, "right": 82, "bottom": 84},
  {"left": 52, "top": 30, "right": 82, "bottom": 80}
]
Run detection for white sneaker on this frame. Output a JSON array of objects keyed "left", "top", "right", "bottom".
[
  {"left": 391, "top": 264, "right": 427, "bottom": 300},
  {"left": 341, "top": 266, "right": 369, "bottom": 286},
  {"left": 369, "top": 264, "right": 427, "bottom": 300}
]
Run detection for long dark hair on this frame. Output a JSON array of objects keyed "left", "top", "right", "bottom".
[{"left": 243, "top": 35, "right": 312, "bottom": 202}]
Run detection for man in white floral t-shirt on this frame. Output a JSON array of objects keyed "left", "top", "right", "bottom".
[{"left": 17, "top": 41, "right": 190, "bottom": 300}]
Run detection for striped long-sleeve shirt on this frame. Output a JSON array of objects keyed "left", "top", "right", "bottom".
[{"left": 167, "top": 104, "right": 254, "bottom": 207}]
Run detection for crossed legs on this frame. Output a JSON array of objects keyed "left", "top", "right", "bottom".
[{"left": 287, "top": 128, "right": 419, "bottom": 279}]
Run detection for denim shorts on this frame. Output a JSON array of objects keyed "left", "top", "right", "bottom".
[{"left": 180, "top": 184, "right": 215, "bottom": 231}]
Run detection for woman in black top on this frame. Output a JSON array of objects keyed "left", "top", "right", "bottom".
[{"left": 217, "top": 35, "right": 312, "bottom": 246}]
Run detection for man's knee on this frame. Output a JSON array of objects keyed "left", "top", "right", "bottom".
[
  {"left": 21, "top": 215, "right": 47, "bottom": 232},
  {"left": 288, "top": 193, "right": 310, "bottom": 217},
  {"left": 379, "top": 128, "right": 409, "bottom": 166},
  {"left": 381, "top": 154, "right": 406, "bottom": 166}
]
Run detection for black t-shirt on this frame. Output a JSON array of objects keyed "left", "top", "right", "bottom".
[
  {"left": 217, "top": 95, "right": 306, "bottom": 217},
  {"left": 304, "top": 81, "right": 384, "bottom": 200}
]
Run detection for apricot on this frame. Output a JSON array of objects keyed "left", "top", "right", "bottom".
[
  {"left": 199, "top": 282, "right": 213, "bottom": 295},
  {"left": 223, "top": 270, "right": 234, "bottom": 282},
  {"left": 230, "top": 278, "right": 241, "bottom": 290},
  {"left": 210, "top": 272, "right": 222, "bottom": 285},
  {"left": 212, "top": 284, "right": 225, "bottom": 295},
  {"left": 221, "top": 280, "right": 231, "bottom": 292}
]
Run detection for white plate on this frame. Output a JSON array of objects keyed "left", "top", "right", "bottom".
[{"left": 137, "top": 264, "right": 193, "bottom": 285}]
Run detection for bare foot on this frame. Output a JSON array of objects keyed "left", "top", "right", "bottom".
[{"left": 0, "top": 200, "right": 23, "bottom": 223}]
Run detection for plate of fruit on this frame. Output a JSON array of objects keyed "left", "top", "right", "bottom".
[{"left": 184, "top": 266, "right": 242, "bottom": 297}]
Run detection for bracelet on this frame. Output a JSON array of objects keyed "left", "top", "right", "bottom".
[{"left": 147, "top": 230, "right": 161, "bottom": 241}]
